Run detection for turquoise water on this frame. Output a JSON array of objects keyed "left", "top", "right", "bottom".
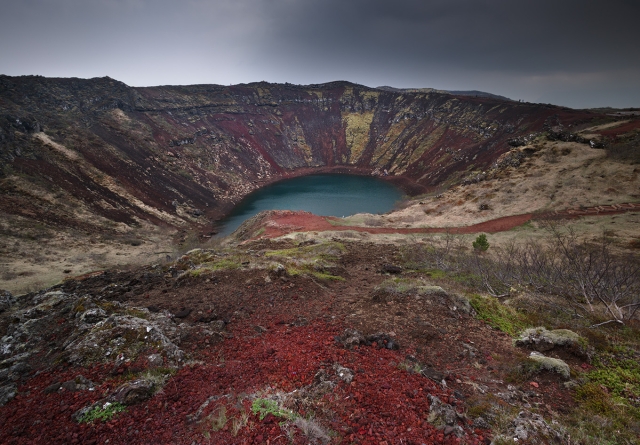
[{"left": 215, "top": 174, "right": 403, "bottom": 237}]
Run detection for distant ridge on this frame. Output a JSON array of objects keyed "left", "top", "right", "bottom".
[
  {"left": 447, "top": 90, "right": 513, "bottom": 101},
  {"left": 377, "top": 86, "right": 512, "bottom": 102}
]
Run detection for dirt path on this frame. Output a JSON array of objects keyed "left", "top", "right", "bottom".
[{"left": 254, "top": 202, "right": 640, "bottom": 239}]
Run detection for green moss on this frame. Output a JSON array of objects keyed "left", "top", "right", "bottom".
[
  {"left": 78, "top": 402, "right": 126, "bottom": 423},
  {"left": 265, "top": 241, "right": 346, "bottom": 280},
  {"left": 252, "top": 227, "right": 265, "bottom": 237},
  {"left": 205, "top": 259, "right": 242, "bottom": 271},
  {"left": 586, "top": 348, "right": 640, "bottom": 407},
  {"left": 265, "top": 241, "right": 346, "bottom": 261},
  {"left": 576, "top": 382, "right": 617, "bottom": 416},
  {"left": 251, "top": 398, "right": 297, "bottom": 421},
  {"left": 469, "top": 294, "right": 529, "bottom": 336},
  {"left": 310, "top": 271, "right": 345, "bottom": 281},
  {"left": 425, "top": 269, "right": 447, "bottom": 279}
]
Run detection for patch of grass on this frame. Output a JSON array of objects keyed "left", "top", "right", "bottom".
[
  {"left": 124, "top": 308, "right": 149, "bottom": 319},
  {"left": 251, "top": 398, "right": 297, "bottom": 421},
  {"left": 265, "top": 241, "right": 346, "bottom": 280},
  {"left": 78, "top": 402, "right": 126, "bottom": 423},
  {"left": 469, "top": 294, "right": 530, "bottom": 336},
  {"left": 137, "top": 368, "right": 176, "bottom": 393},
  {"left": 505, "top": 357, "right": 546, "bottom": 383},
  {"left": 569, "top": 381, "right": 640, "bottom": 444},
  {"left": 310, "top": 270, "right": 345, "bottom": 281},
  {"left": 231, "top": 410, "right": 250, "bottom": 436},
  {"left": 178, "top": 248, "right": 248, "bottom": 276},
  {"left": 265, "top": 241, "right": 346, "bottom": 261},
  {"left": 177, "top": 169, "right": 193, "bottom": 180},
  {"left": 208, "top": 406, "right": 228, "bottom": 432},
  {"left": 397, "top": 360, "right": 422, "bottom": 374},
  {"left": 585, "top": 347, "right": 640, "bottom": 409},
  {"left": 286, "top": 266, "right": 344, "bottom": 281},
  {"left": 424, "top": 269, "right": 447, "bottom": 279}
]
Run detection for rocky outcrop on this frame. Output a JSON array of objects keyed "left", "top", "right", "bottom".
[
  {"left": 0, "top": 282, "right": 222, "bottom": 404},
  {"left": 0, "top": 290, "right": 14, "bottom": 313}
]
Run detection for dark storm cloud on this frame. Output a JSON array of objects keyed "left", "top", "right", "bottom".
[
  {"left": 0, "top": 0, "right": 639, "bottom": 107},
  {"left": 262, "top": 0, "right": 640, "bottom": 73}
]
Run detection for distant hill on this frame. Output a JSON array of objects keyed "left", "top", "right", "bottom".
[
  {"left": 377, "top": 86, "right": 513, "bottom": 102},
  {"left": 447, "top": 90, "right": 513, "bottom": 101}
]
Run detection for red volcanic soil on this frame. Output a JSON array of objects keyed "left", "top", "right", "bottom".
[
  {"left": 0, "top": 240, "right": 585, "bottom": 445},
  {"left": 595, "top": 118, "right": 640, "bottom": 137},
  {"left": 248, "top": 203, "right": 640, "bottom": 240}
]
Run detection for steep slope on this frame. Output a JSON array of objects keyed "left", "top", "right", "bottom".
[
  {"left": 0, "top": 75, "right": 607, "bottom": 291},
  {"left": 0, "top": 76, "right": 600, "bottom": 228}
]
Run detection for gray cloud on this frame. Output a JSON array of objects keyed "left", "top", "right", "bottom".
[{"left": 1, "top": 0, "right": 639, "bottom": 107}]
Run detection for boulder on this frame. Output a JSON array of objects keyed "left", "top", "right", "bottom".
[
  {"left": 516, "top": 327, "right": 584, "bottom": 353},
  {"left": 335, "top": 328, "right": 401, "bottom": 350},
  {"left": 107, "top": 378, "right": 155, "bottom": 405},
  {"left": 427, "top": 394, "right": 464, "bottom": 437},
  {"left": 336, "top": 328, "right": 367, "bottom": 349},
  {"left": 528, "top": 352, "right": 571, "bottom": 379},
  {"left": 366, "top": 332, "right": 400, "bottom": 350},
  {"left": 381, "top": 264, "right": 402, "bottom": 274},
  {"left": 65, "top": 314, "right": 184, "bottom": 366}
]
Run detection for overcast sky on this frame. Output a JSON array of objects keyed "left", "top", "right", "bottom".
[{"left": 1, "top": 0, "right": 639, "bottom": 108}]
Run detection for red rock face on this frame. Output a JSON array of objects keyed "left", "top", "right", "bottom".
[{"left": 0, "top": 76, "right": 600, "bottom": 231}]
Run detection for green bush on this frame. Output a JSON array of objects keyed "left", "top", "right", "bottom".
[{"left": 472, "top": 234, "right": 490, "bottom": 251}]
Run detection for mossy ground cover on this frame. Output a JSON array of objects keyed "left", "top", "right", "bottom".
[
  {"left": 468, "top": 294, "right": 530, "bottom": 336},
  {"left": 265, "top": 241, "right": 346, "bottom": 280}
]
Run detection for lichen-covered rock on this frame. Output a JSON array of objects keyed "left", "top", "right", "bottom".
[
  {"left": 446, "top": 293, "right": 474, "bottom": 315},
  {"left": 60, "top": 375, "right": 94, "bottom": 392},
  {"left": 107, "top": 378, "right": 155, "bottom": 405},
  {"left": 366, "top": 332, "right": 400, "bottom": 350},
  {"left": 64, "top": 314, "right": 184, "bottom": 366},
  {"left": 491, "top": 410, "right": 564, "bottom": 444},
  {"left": 22, "top": 291, "right": 71, "bottom": 320},
  {"left": 427, "top": 394, "right": 458, "bottom": 426},
  {"left": 528, "top": 352, "right": 571, "bottom": 379},
  {"left": 516, "top": 327, "right": 585, "bottom": 354},
  {"left": 427, "top": 394, "right": 465, "bottom": 437},
  {"left": 0, "top": 290, "right": 15, "bottom": 313},
  {"left": 335, "top": 329, "right": 400, "bottom": 350},
  {"left": 336, "top": 328, "right": 367, "bottom": 349},
  {"left": 0, "top": 383, "right": 17, "bottom": 406},
  {"left": 147, "top": 353, "right": 164, "bottom": 367},
  {"left": 333, "top": 363, "right": 354, "bottom": 384},
  {"left": 80, "top": 308, "right": 107, "bottom": 324}
]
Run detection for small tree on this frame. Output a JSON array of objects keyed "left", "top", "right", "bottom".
[{"left": 473, "top": 234, "right": 490, "bottom": 252}]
